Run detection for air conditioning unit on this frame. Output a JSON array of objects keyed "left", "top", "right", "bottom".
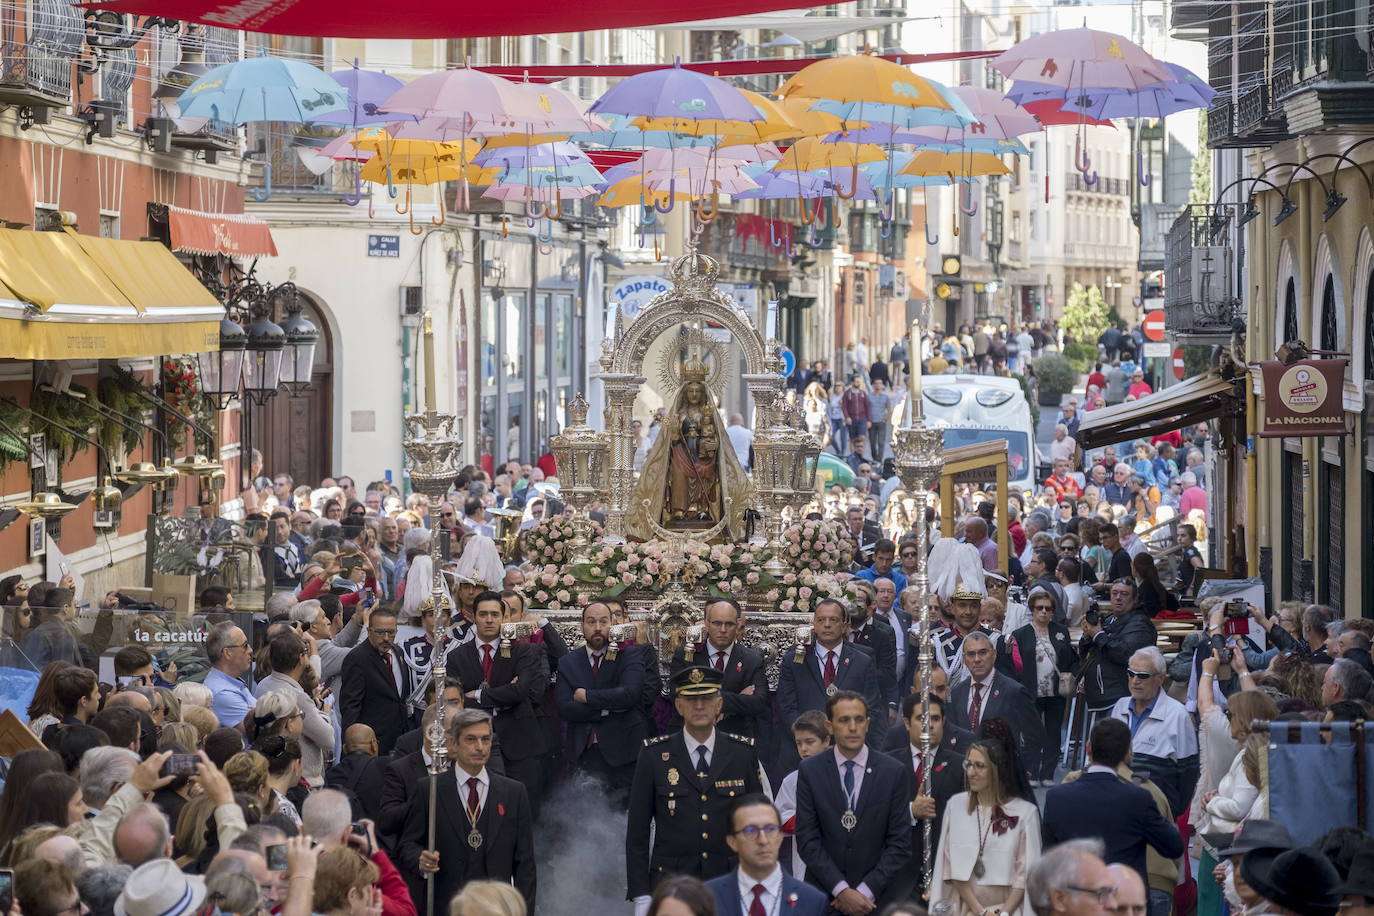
[
  {"left": 399, "top": 286, "right": 422, "bottom": 326},
  {"left": 145, "top": 117, "right": 175, "bottom": 153},
  {"left": 1190, "top": 245, "right": 1235, "bottom": 326}
]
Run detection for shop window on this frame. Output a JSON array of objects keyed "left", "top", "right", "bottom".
[
  {"left": 1320, "top": 274, "right": 1337, "bottom": 351},
  {"left": 1284, "top": 277, "right": 1299, "bottom": 344}
]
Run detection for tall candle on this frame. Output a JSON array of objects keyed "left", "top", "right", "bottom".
[
  {"left": 766, "top": 299, "right": 778, "bottom": 340},
  {"left": 909, "top": 318, "right": 922, "bottom": 424},
  {"left": 606, "top": 300, "right": 618, "bottom": 341},
  {"left": 422, "top": 310, "right": 437, "bottom": 413}
]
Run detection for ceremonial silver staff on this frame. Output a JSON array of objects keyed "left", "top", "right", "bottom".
[
  {"left": 890, "top": 314, "right": 945, "bottom": 897},
  {"left": 402, "top": 311, "right": 462, "bottom": 916}
]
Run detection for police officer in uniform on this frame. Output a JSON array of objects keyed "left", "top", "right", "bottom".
[
  {"left": 932, "top": 580, "right": 998, "bottom": 687},
  {"left": 626, "top": 665, "right": 763, "bottom": 915}
]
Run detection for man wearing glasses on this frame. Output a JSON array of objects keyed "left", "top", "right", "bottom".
[
  {"left": 1107, "top": 647, "right": 1198, "bottom": 818},
  {"left": 707, "top": 797, "right": 827, "bottom": 916},
  {"left": 339, "top": 606, "right": 412, "bottom": 754},
  {"left": 1026, "top": 837, "right": 1119, "bottom": 915},
  {"left": 205, "top": 621, "right": 257, "bottom": 729}
]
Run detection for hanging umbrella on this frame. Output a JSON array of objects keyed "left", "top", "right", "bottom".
[
  {"left": 590, "top": 61, "right": 760, "bottom": 122},
  {"left": 736, "top": 165, "right": 876, "bottom": 201},
  {"left": 992, "top": 27, "right": 1170, "bottom": 90},
  {"left": 472, "top": 140, "right": 593, "bottom": 169},
  {"left": 311, "top": 65, "right": 406, "bottom": 126},
  {"left": 504, "top": 81, "right": 607, "bottom": 133},
  {"left": 177, "top": 52, "right": 347, "bottom": 123},
  {"left": 571, "top": 113, "right": 719, "bottom": 149},
  {"left": 779, "top": 56, "right": 957, "bottom": 112},
  {"left": 378, "top": 67, "right": 545, "bottom": 123},
  {"left": 632, "top": 89, "right": 800, "bottom": 143},
  {"left": 597, "top": 176, "right": 699, "bottom": 208},
  {"left": 494, "top": 161, "right": 606, "bottom": 188},
  {"left": 772, "top": 138, "right": 887, "bottom": 171},
  {"left": 318, "top": 126, "right": 390, "bottom": 162},
  {"left": 1057, "top": 63, "right": 1218, "bottom": 119},
  {"left": 484, "top": 184, "right": 598, "bottom": 203},
  {"left": 898, "top": 150, "right": 1011, "bottom": 178},
  {"left": 1020, "top": 99, "right": 1117, "bottom": 127},
  {"left": 776, "top": 96, "right": 858, "bottom": 137}
]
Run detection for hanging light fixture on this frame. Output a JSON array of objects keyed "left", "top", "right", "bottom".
[
  {"left": 197, "top": 312, "right": 248, "bottom": 409},
  {"left": 243, "top": 295, "right": 285, "bottom": 406},
  {"left": 275, "top": 284, "right": 319, "bottom": 396}
]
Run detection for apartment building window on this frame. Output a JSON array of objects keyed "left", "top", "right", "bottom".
[
  {"left": 1011, "top": 213, "right": 1022, "bottom": 243},
  {"left": 1029, "top": 211, "right": 1037, "bottom": 240}
]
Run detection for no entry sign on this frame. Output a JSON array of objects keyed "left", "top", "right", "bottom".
[
  {"left": 1173, "top": 348, "right": 1186, "bottom": 380},
  {"left": 1143, "top": 311, "right": 1166, "bottom": 342}
]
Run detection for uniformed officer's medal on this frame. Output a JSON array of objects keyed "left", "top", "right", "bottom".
[
  {"left": 841, "top": 809, "right": 857, "bottom": 832},
  {"left": 667, "top": 768, "right": 679, "bottom": 786}
]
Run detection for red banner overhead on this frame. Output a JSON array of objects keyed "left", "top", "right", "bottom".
[{"left": 81, "top": 0, "right": 847, "bottom": 39}]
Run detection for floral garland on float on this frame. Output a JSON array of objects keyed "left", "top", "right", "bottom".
[{"left": 521, "top": 514, "right": 855, "bottom": 612}]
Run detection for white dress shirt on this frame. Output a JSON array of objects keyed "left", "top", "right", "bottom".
[
  {"left": 967, "top": 671, "right": 996, "bottom": 721},
  {"left": 453, "top": 765, "right": 490, "bottom": 816},
  {"left": 684, "top": 728, "right": 717, "bottom": 771},
  {"left": 813, "top": 641, "right": 844, "bottom": 673},
  {"left": 831, "top": 746, "right": 874, "bottom": 901},
  {"left": 708, "top": 643, "right": 734, "bottom": 671},
  {"left": 735, "top": 864, "right": 783, "bottom": 916},
  {"left": 880, "top": 607, "right": 907, "bottom": 672}
]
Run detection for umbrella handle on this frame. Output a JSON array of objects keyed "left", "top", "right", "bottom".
[
  {"left": 1045, "top": 174, "right": 1050, "bottom": 204},
  {"left": 639, "top": 207, "right": 658, "bottom": 227},
  {"left": 431, "top": 183, "right": 445, "bottom": 226},
  {"left": 783, "top": 226, "right": 793, "bottom": 259},
  {"left": 924, "top": 220, "right": 938, "bottom": 246},
  {"left": 807, "top": 223, "right": 822, "bottom": 248},
  {"left": 696, "top": 191, "right": 719, "bottom": 222},
  {"left": 769, "top": 220, "right": 782, "bottom": 248},
  {"left": 386, "top": 165, "right": 398, "bottom": 199},
  {"left": 527, "top": 198, "right": 548, "bottom": 219},
  {"left": 797, "top": 194, "right": 816, "bottom": 226},
  {"left": 408, "top": 207, "right": 423, "bottom": 236},
  {"left": 1083, "top": 168, "right": 1099, "bottom": 187},
  {"left": 952, "top": 211, "right": 960, "bottom": 237},
  {"left": 341, "top": 163, "right": 362, "bottom": 206},
  {"left": 538, "top": 239, "right": 554, "bottom": 255},
  {"left": 395, "top": 183, "right": 411, "bottom": 215},
  {"left": 549, "top": 195, "right": 564, "bottom": 220},
  {"left": 879, "top": 190, "right": 895, "bottom": 222},
  {"left": 654, "top": 237, "right": 662, "bottom": 261},
  {"left": 1137, "top": 149, "right": 1152, "bottom": 187},
  {"left": 652, "top": 179, "right": 676, "bottom": 214},
  {"left": 960, "top": 183, "right": 978, "bottom": 216},
  {"left": 501, "top": 216, "right": 509, "bottom": 238},
  {"left": 250, "top": 163, "right": 272, "bottom": 202},
  {"left": 536, "top": 220, "right": 554, "bottom": 244},
  {"left": 879, "top": 217, "right": 893, "bottom": 240},
  {"left": 830, "top": 201, "right": 842, "bottom": 229},
  {"left": 832, "top": 162, "right": 859, "bottom": 200}
]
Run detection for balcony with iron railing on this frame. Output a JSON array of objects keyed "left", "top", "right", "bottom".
[
  {"left": 1138, "top": 202, "right": 1184, "bottom": 273},
  {"left": 1163, "top": 204, "right": 1244, "bottom": 339},
  {"left": 1279, "top": 0, "right": 1374, "bottom": 134},
  {"left": 1234, "top": 77, "right": 1292, "bottom": 144},
  {"left": 1064, "top": 172, "right": 1129, "bottom": 196},
  {"left": 0, "top": 0, "right": 80, "bottom": 110}
]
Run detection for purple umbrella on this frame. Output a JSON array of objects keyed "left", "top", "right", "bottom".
[
  {"left": 590, "top": 61, "right": 760, "bottom": 122},
  {"left": 312, "top": 63, "right": 406, "bottom": 126}
]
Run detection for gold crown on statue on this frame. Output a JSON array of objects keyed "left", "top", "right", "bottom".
[{"left": 682, "top": 357, "right": 709, "bottom": 383}]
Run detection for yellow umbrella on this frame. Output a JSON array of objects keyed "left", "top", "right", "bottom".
[
  {"left": 778, "top": 56, "right": 954, "bottom": 110},
  {"left": 358, "top": 143, "right": 494, "bottom": 234},
  {"left": 480, "top": 131, "right": 572, "bottom": 148},
  {"left": 597, "top": 175, "right": 701, "bottom": 209},
  {"left": 632, "top": 90, "right": 802, "bottom": 144},
  {"left": 772, "top": 137, "right": 887, "bottom": 171},
  {"left": 898, "top": 150, "right": 1012, "bottom": 177},
  {"left": 776, "top": 97, "right": 860, "bottom": 137}
]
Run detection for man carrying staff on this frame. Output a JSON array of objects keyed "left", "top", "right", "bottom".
[{"left": 626, "top": 665, "right": 763, "bottom": 916}]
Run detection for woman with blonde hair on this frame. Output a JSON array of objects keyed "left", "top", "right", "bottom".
[
  {"left": 314, "top": 847, "right": 382, "bottom": 916},
  {"left": 173, "top": 681, "right": 213, "bottom": 710},
  {"left": 223, "top": 751, "right": 269, "bottom": 809},
  {"left": 449, "top": 881, "right": 526, "bottom": 916},
  {"left": 1194, "top": 674, "right": 1278, "bottom": 835},
  {"left": 252, "top": 690, "right": 304, "bottom": 743}
]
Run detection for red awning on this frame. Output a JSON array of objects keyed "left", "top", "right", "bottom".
[
  {"left": 166, "top": 207, "right": 278, "bottom": 258},
  {"left": 81, "top": 0, "right": 817, "bottom": 39}
]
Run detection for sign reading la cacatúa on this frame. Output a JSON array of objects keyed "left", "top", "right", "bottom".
[{"left": 1258, "top": 358, "right": 1348, "bottom": 437}]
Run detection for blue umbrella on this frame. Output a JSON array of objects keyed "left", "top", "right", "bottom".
[
  {"left": 311, "top": 65, "right": 406, "bottom": 126},
  {"left": 178, "top": 52, "right": 347, "bottom": 123},
  {"left": 496, "top": 162, "right": 606, "bottom": 188},
  {"left": 571, "top": 114, "right": 718, "bottom": 149}
]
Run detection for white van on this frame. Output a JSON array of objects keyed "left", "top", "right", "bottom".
[{"left": 917, "top": 374, "right": 1040, "bottom": 497}]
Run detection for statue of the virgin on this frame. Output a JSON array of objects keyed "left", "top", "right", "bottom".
[{"left": 626, "top": 357, "right": 753, "bottom": 542}]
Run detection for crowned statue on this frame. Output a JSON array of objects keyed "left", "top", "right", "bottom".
[{"left": 626, "top": 355, "right": 753, "bottom": 542}]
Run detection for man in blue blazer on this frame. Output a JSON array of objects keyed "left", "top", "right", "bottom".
[
  {"left": 1041, "top": 717, "right": 1184, "bottom": 886},
  {"left": 708, "top": 795, "right": 828, "bottom": 916},
  {"left": 795, "top": 690, "right": 913, "bottom": 914},
  {"left": 555, "top": 600, "right": 647, "bottom": 793},
  {"left": 778, "top": 599, "right": 887, "bottom": 751}
]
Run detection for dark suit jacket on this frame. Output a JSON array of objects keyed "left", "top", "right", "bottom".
[
  {"left": 391, "top": 725, "right": 506, "bottom": 769},
  {"left": 399, "top": 769, "right": 536, "bottom": 913},
  {"left": 706, "top": 870, "right": 828, "bottom": 916},
  {"left": 849, "top": 616, "right": 898, "bottom": 712},
  {"left": 325, "top": 750, "right": 389, "bottom": 822},
  {"left": 340, "top": 641, "right": 412, "bottom": 755},
  {"left": 946, "top": 671, "right": 1047, "bottom": 771},
  {"left": 886, "top": 741, "right": 965, "bottom": 903},
  {"left": 556, "top": 646, "right": 647, "bottom": 768},
  {"left": 1042, "top": 770, "right": 1184, "bottom": 883},
  {"left": 795, "top": 749, "right": 913, "bottom": 907},
  {"left": 1008, "top": 622, "right": 1078, "bottom": 699},
  {"left": 778, "top": 643, "right": 886, "bottom": 749},
  {"left": 446, "top": 640, "right": 548, "bottom": 761},
  {"left": 668, "top": 642, "right": 770, "bottom": 738},
  {"left": 876, "top": 606, "right": 917, "bottom": 697}
]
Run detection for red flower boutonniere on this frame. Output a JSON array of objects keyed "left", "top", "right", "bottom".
[
  {"left": 787, "top": 893, "right": 799, "bottom": 908},
  {"left": 935, "top": 762, "right": 948, "bottom": 773},
  {"left": 990, "top": 805, "right": 1019, "bottom": 836},
  {"left": 497, "top": 803, "right": 505, "bottom": 816},
  {"left": 843, "top": 657, "right": 850, "bottom": 665},
  {"left": 735, "top": 662, "right": 743, "bottom": 672}
]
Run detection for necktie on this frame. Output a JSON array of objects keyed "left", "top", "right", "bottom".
[
  {"left": 914, "top": 755, "right": 926, "bottom": 794},
  {"left": 481, "top": 644, "right": 494, "bottom": 682},
  {"left": 969, "top": 681, "right": 984, "bottom": 731},
  {"left": 713, "top": 651, "right": 725, "bottom": 672},
  {"left": 466, "top": 776, "right": 480, "bottom": 819},
  {"left": 842, "top": 759, "right": 856, "bottom": 808},
  {"left": 749, "top": 884, "right": 767, "bottom": 916},
  {"left": 591, "top": 652, "right": 602, "bottom": 678},
  {"left": 823, "top": 650, "right": 837, "bottom": 687},
  {"left": 696, "top": 745, "right": 709, "bottom": 775}
]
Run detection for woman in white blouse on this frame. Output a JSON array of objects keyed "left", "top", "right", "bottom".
[
  {"left": 931, "top": 739, "right": 1042, "bottom": 916},
  {"left": 1193, "top": 653, "right": 1277, "bottom": 834}
]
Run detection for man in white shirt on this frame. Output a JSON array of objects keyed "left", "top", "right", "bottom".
[
  {"left": 1048, "top": 424, "right": 1077, "bottom": 464},
  {"left": 707, "top": 797, "right": 828, "bottom": 916},
  {"left": 1056, "top": 558, "right": 1091, "bottom": 627},
  {"left": 726, "top": 413, "right": 754, "bottom": 470},
  {"left": 1109, "top": 646, "right": 1199, "bottom": 817}
]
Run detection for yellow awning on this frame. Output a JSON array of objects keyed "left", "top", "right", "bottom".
[{"left": 0, "top": 228, "right": 223, "bottom": 360}]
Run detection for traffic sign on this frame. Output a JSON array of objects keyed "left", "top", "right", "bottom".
[
  {"left": 1173, "top": 347, "right": 1186, "bottom": 380},
  {"left": 1142, "top": 341, "right": 1170, "bottom": 358},
  {"left": 780, "top": 347, "right": 796, "bottom": 378},
  {"left": 1142, "top": 311, "right": 1166, "bottom": 342}
]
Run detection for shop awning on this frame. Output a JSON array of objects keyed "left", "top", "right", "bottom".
[
  {"left": 0, "top": 229, "right": 223, "bottom": 360},
  {"left": 165, "top": 206, "right": 278, "bottom": 258},
  {"left": 1077, "top": 371, "right": 1240, "bottom": 449}
]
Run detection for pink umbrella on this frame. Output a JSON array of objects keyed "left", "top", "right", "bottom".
[
  {"left": 483, "top": 184, "right": 597, "bottom": 202},
  {"left": 379, "top": 67, "right": 545, "bottom": 123},
  {"left": 992, "top": 27, "right": 1170, "bottom": 90}
]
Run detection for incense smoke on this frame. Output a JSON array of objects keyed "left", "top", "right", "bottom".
[{"left": 535, "top": 771, "right": 634, "bottom": 915}]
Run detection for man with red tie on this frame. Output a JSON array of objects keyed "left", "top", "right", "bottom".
[
  {"left": 668, "top": 598, "right": 770, "bottom": 739},
  {"left": 447, "top": 591, "right": 549, "bottom": 815},
  {"left": 339, "top": 606, "right": 411, "bottom": 755},
  {"left": 556, "top": 600, "right": 648, "bottom": 793},
  {"left": 777, "top": 599, "right": 886, "bottom": 756}
]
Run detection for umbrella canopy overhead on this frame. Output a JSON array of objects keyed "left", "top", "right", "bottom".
[
  {"left": 177, "top": 54, "right": 347, "bottom": 122},
  {"left": 992, "top": 27, "right": 1170, "bottom": 90},
  {"left": 590, "top": 63, "right": 761, "bottom": 122},
  {"left": 779, "top": 56, "right": 952, "bottom": 110},
  {"left": 379, "top": 67, "right": 546, "bottom": 124},
  {"left": 311, "top": 66, "right": 405, "bottom": 125},
  {"left": 898, "top": 150, "right": 1011, "bottom": 177}
]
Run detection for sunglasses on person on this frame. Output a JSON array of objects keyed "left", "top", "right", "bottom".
[{"left": 1125, "top": 669, "right": 1157, "bottom": 680}]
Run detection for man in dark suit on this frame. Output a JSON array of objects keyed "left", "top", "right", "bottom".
[
  {"left": 667, "top": 597, "right": 770, "bottom": 739},
  {"left": 778, "top": 599, "right": 886, "bottom": 752},
  {"left": 325, "top": 723, "right": 390, "bottom": 822},
  {"left": 845, "top": 582, "right": 899, "bottom": 719},
  {"left": 608, "top": 597, "right": 663, "bottom": 732},
  {"left": 887, "top": 692, "right": 964, "bottom": 903},
  {"left": 556, "top": 599, "right": 647, "bottom": 793},
  {"left": 1041, "top": 718, "right": 1183, "bottom": 886},
  {"left": 946, "top": 631, "right": 1047, "bottom": 772},
  {"left": 795, "top": 690, "right": 912, "bottom": 914},
  {"left": 339, "top": 605, "right": 411, "bottom": 755},
  {"left": 707, "top": 796, "right": 828, "bottom": 916},
  {"left": 626, "top": 666, "right": 763, "bottom": 909},
  {"left": 446, "top": 590, "right": 549, "bottom": 814},
  {"left": 872, "top": 578, "right": 916, "bottom": 698},
  {"left": 401, "top": 708, "right": 536, "bottom": 913}
]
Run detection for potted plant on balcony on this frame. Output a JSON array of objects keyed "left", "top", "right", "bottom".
[{"left": 1034, "top": 353, "right": 1076, "bottom": 407}]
